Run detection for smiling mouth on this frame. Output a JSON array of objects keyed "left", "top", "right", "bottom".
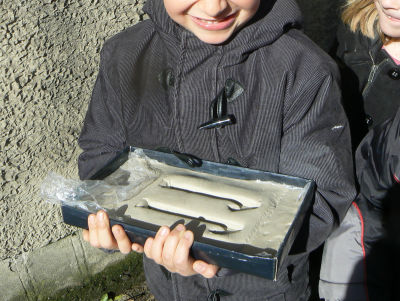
[
  {"left": 385, "top": 13, "right": 400, "bottom": 23},
  {"left": 201, "top": 19, "right": 228, "bottom": 24},
  {"left": 191, "top": 12, "right": 238, "bottom": 30}
]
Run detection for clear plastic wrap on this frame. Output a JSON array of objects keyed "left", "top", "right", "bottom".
[{"left": 40, "top": 149, "right": 160, "bottom": 212}]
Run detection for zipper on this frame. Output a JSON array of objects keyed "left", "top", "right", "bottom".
[
  {"left": 172, "top": 32, "right": 188, "bottom": 152},
  {"left": 362, "top": 50, "right": 389, "bottom": 97}
]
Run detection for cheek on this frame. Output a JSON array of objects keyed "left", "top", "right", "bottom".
[
  {"left": 163, "top": 1, "right": 183, "bottom": 16},
  {"left": 163, "top": 0, "right": 197, "bottom": 23},
  {"left": 374, "top": 0, "right": 382, "bottom": 13},
  {"left": 242, "top": 0, "right": 260, "bottom": 19},
  {"left": 380, "top": 0, "right": 393, "bottom": 7},
  {"left": 163, "top": 1, "right": 180, "bottom": 16},
  {"left": 234, "top": 0, "right": 260, "bottom": 11},
  {"left": 379, "top": 18, "right": 400, "bottom": 38},
  {"left": 163, "top": 0, "right": 196, "bottom": 13}
]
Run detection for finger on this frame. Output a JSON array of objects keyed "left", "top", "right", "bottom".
[
  {"left": 111, "top": 225, "right": 132, "bottom": 254},
  {"left": 96, "top": 210, "right": 118, "bottom": 250},
  {"left": 162, "top": 224, "right": 186, "bottom": 269},
  {"left": 88, "top": 213, "right": 100, "bottom": 248},
  {"left": 143, "top": 237, "right": 154, "bottom": 258},
  {"left": 193, "top": 260, "right": 219, "bottom": 278},
  {"left": 173, "top": 230, "right": 196, "bottom": 276},
  {"left": 82, "top": 229, "right": 89, "bottom": 242},
  {"left": 132, "top": 243, "right": 144, "bottom": 253},
  {"left": 150, "top": 226, "right": 170, "bottom": 264}
]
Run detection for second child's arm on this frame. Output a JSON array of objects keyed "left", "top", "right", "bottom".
[{"left": 356, "top": 106, "right": 400, "bottom": 206}]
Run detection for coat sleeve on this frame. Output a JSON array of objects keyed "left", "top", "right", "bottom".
[
  {"left": 279, "top": 65, "right": 357, "bottom": 253},
  {"left": 78, "top": 43, "right": 127, "bottom": 180},
  {"left": 356, "top": 107, "right": 400, "bottom": 207}
]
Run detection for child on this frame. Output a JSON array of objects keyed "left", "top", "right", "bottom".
[
  {"left": 334, "top": 0, "right": 400, "bottom": 147},
  {"left": 319, "top": 0, "right": 400, "bottom": 300},
  {"left": 78, "top": 0, "right": 356, "bottom": 300}
]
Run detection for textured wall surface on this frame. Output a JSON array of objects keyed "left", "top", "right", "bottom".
[
  {"left": 1, "top": 0, "right": 340, "bottom": 262},
  {"left": 1, "top": 0, "right": 146, "bottom": 261}
]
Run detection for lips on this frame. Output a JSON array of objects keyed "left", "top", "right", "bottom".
[
  {"left": 191, "top": 13, "right": 238, "bottom": 31},
  {"left": 385, "top": 12, "right": 400, "bottom": 23}
]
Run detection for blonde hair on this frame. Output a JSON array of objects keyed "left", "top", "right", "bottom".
[{"left": 342, "top": 0, "right": 387, "bottom": 43}]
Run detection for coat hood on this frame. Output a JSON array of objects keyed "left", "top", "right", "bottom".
[{"left": 143, "top": 0, "right": 302, "bottom": 60}]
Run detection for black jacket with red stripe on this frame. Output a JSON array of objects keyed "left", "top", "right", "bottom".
[
  {"left": 355, "top": 105, "right": 400, "bottom": 252},
  {"left": 354, "top": 107, "right": 400, "bottom": 300},
  {"left": 356, "top": 106, "right": 400, "bottom": 209}
]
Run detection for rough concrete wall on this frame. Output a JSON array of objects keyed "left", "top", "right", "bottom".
[{"left": 1, "top": 0, "right": 146, "bottom": 261}]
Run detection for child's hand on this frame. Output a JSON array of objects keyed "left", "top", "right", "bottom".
[
  {"left": 144, "top": 224, "right": 219, "bottom": 278},
  {"left": 82, "top": 210, "right": 144, "bottom": 254}
]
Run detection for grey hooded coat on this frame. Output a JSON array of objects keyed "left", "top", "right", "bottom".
[{"left": 78, "top": 0, "right": 356, "bottom": 300}]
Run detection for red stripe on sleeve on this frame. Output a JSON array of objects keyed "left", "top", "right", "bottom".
[{"left": 352, "top": 201, "right": 370, "bottom": 301}]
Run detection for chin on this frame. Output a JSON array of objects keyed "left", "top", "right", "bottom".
[
  {"left": 196, "top": 33, "right": 233, "bottom": 45},
  {"left": 382, "top": 29, "right": 400, "bottom": 40},
  {"left": 380, "top": 24, "right": 400, "bottom": 39}
]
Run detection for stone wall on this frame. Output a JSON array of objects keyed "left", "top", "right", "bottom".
[{"left": 1, "top": 0, "right": 146, "bottom": 261}]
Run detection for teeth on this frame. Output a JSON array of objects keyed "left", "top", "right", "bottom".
[
  {"left": 387, "top": 15, "right": 400, "bottom": 21},
  {"left": 203, "top": 19, "right": 219, "bottom": 24}
]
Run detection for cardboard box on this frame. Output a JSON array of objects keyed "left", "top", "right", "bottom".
[{"left": 62, "top": 147, "right": 315, "bottom": 280}]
